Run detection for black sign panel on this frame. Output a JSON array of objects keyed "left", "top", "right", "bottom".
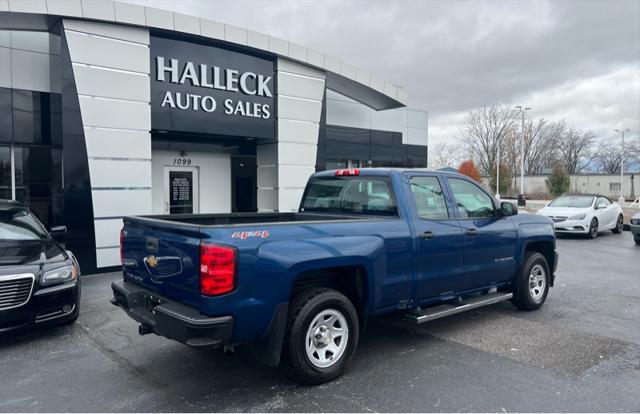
[
  {"left": 150, "top": 36, "right": 276, "bottom": 139},
  {"left": 169, "top": 171, "right": 193, "bottom": 214}
]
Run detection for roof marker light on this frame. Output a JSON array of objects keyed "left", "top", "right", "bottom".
[{"left": 335, "top": 168, "right": 360, "bottom": 176}]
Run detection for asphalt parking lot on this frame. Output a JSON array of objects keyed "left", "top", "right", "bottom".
[{"left": 1, "top": 232, "right": 638, "bottom": 412}]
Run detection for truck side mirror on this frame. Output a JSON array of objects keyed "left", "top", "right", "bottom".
[{"left": 500, "top": 202, "right": 517, "bottom": 216}]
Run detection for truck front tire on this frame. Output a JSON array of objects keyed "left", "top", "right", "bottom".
[
  {"left": 511, "top": 252, "right": 550, "bottom": 311},
  {"left": 286, "top": 288, "right": 359, "bottom": 385}
]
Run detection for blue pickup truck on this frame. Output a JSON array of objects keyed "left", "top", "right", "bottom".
[{"left": 112, "top": 168, "right": 557, "bottom": 384}]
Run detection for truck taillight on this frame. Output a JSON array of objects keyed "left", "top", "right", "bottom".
[
  {"left": 120, "top": 228, "right": 124, "bottom": 265},
  {"left": 335, "top": 168, "right": 360, "bottom": 176},
  {"left": 200, "top": 243, "right": 236, "bottom": 296}
]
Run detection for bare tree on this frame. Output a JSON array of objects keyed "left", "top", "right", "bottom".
[
  {"left": 525, "top": 119, "right": 563, "bottom": 174},
  {"left": 591, "top": 140, "right": 635, "bottom": 174},
  {"left": 429, "top": 141, "right": 465, "bottom": 169},
  {"left": 558, "top": 127, "right": 594, "bottom": 174},
  {"left": 459, "top": 106, "right": 518, "bottom": 175}
]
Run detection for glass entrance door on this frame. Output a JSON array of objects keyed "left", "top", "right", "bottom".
[{"left": 163, "top": 166, "right": 199, "bottom": 214}]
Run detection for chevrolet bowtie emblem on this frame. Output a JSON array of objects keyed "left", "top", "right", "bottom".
[{"left": 145, "top": 255, "right": 158, "bottom": 268}]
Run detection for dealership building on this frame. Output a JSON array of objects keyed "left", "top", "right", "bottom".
[{"left": 0, "top": 0, "right": 428, "bottom": 271}]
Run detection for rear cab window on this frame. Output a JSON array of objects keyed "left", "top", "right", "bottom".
[
  {"left": 409, "top": 176, "right": 450, "bottom": 220},
  {"left": 300, "top": 176, "right": 398, "bottom": 216}
]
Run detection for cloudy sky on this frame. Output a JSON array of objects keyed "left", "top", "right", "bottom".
[{"left": 127, "top": 0, "right": 640, "bottom": 147}]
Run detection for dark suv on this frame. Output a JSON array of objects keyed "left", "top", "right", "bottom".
[{"left": 0, "top": 200, "right": 80, "bottom": 333}]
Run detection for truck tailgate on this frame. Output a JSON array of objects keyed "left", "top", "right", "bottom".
[{"left": 122, "top": 217, "right": 203, "bottom": 309}]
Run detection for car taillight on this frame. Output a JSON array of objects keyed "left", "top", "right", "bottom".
[
  {"left": 335, "top": 168, "right": 360, "bottom": 176},
  {"left": 120, "top": 228, "right": 124, "bottom": 265},
  {"left": 200, "top": 243, "right": 236, "bottom": 296}
]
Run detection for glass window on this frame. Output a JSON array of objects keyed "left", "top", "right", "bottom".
[
  {"left": 0, "top": 207, "right": 49, "bottom": 240},
  {"left": 549, "top": 195, "right": 594, "bottom": 208},
  {"left": 0, "top": 146, "right": 10, "bottom": 200},
  {"left": 0, "top": 88, "right": 12, "bottom": 143},
  {"left": 596, "top": 197, "right": 611, "bottom": 208},
  {"left": 12, "top": 90, "right": 43, "bottom": 144},
  {"left": 448, "top": 178, "right": 496, "bottom": 218},
  {"left": 14, "top": 147, "right": 62, "bottom": 226},
  {"left": 301, "top": 177, "right": 397, "bottom": 216},
  {"left": 410, "top": 176, "right": 449, "bottom": 220}
]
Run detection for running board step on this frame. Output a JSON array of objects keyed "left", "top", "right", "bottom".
[{"left": 406, "top": 292, "right": 513, "bottom": 324}]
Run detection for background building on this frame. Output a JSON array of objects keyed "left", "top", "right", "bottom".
[{"left": 0, "top": 0, "right": 428, "bottom": 271}]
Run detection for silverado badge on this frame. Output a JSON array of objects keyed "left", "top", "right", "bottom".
[{"left": 144, "top": 255, "right": 158, "bottom": 268}]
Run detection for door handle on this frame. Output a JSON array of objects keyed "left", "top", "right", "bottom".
[
  {"left": 465, "top": 228, "right": 478, "bottom": 236},
  {"left": 419, "top": 231, "right": 435, "bottom": 239}
]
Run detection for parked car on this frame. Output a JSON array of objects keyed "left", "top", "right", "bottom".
[
  {"left": 112, "top": 168, "right": 558, "bottom": 384},
  {"left": 537, "top": 194, "right": 624, "bottom": 238},
  {"left": 0, "top": 200, "right": 80, "bottom": 332},
  {"left": 631, "top": 212, "right": 640, "bottom": 245}
]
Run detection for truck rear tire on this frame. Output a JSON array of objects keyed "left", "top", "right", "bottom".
[
  {"left": 511, "top": 252, "right": 550, "bottom": 311},
  {"left": 286, "top": 288, "right": 359, "bottom": 385}
]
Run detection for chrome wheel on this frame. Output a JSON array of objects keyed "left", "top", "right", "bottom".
[
  {"left": 305, "top": 308, "right": 349, "bottom": 368},
  {"left": 529, "top": 264, "right": 546, "bottom": 301}
]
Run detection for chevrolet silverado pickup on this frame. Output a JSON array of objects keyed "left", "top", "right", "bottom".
[{"left": 112, "top": 168, "right": 558, "bottom": 384}]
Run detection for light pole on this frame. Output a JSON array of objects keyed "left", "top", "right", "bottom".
[
  {"left": 515, "top": 105, "right": 530, "bottom": 205},
  {"left": 495, "top": 140, "right": 501, "bottom": 199},
  {"left": 614, "top": 128, "right": 630, "bottom": 203}
]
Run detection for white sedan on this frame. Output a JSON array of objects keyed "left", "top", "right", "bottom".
[{"left": 537, "top": 194, "right": 624, "bottom": 239}]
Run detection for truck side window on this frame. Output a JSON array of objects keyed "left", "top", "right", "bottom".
[
  {"left": 448, "top": 178, "right": 495, "bottom": 219},
  {"left": 410, "top": 176, "right": 449, "bottom": 220}
]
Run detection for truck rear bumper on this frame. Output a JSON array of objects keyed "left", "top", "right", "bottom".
[{"left": 110, "top": 280, "right": 233, "bottom": 348}]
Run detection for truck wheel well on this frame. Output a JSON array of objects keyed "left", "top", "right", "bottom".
[
  {"left": 525, "top": 241, "right": 555, "bottom": 276},
  {"left": 291, "top": 265, "right": 368, "bottom": 316}
]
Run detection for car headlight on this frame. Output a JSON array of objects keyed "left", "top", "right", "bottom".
[
  {"left": 568, "top": 213, "right": 586, "bottom": 221},
  {"left": 41, "top": 265, "right": 78, "bottom": 286},
  {"left": 632, "top": 218, "right": 640, "bottom": 225}
]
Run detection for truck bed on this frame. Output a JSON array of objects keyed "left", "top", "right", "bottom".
[{"left": 132, "top": 211, "right": 384, "bottom": 228}]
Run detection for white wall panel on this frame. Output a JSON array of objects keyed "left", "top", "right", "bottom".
[
  {"left": 64, "top": 19, "right": 149, "bottom": 44},
  {"left": 94, "top": 218, "right": 123, "bottom": 248},
  {"left": 278, "top": 58, "right": 324, "bottom": 79},
  {"left": 278, "top": 96, "right": 322, "bottom": 123},
  {"left": 174, "top": 13, "right": 200, "bottom": 35},
  {"left": 288, "top": 43, "right": 308, "bottom": 62},
  {"left": 277, "top": 72, "right": 324, "bottom": 100},
  {"left": 73, "top": 64, "right": 149, "bottom": 102},
  {"left": 96, "top": 247, "right": 120, "bottom": 268},
  {"left": 278, "top": 142, "right": 317, "bottom": 166},
  {"left": 268, "top": 36, "right": 288, "bottom": 55},
  {"left": 81, "top": 0, "right": 114, "bottom": 21},
  {"left": 257, "top": 166, "right": 277, "bottom": 189},
  {"left": 256, "top": 143, "right": 277, "bottom": 166},
  {"left": 278, "top": 119, "right": 319, "bottom": 144},
  {"left": 257, "top": 189, "right": 278, "bottom": 211},
  {"left": 278, "top": 165, "right": 315, "bottom": 188},
  {"left": 8, "top": 0, "right": 46, "bottom": 13},
  {"left": 247, "top": 30, "right": 268, "bottom": 50},
  {"left": 64, "top": 30, "right": 149, "bottom": 72},
  {"left": 46, "top": 0, "right": 83, "bottom": 17},
  {"left": 84, "top": 128, "right": 151, "bottom": 159},
  {"left": 113, "top": 1, "right": 145, "bottom": 25},
  {"left": 89, "top": 159, "right": 151, "bottom": 188},
  {"left": 92, "top": 189, "right": 152, "bottom": 218},
  {"left": 201, "top": 19, "right": 224, "bottom": 39},
  {"left": 225, "top": 24, "right": 247, "bottom": 45},
  {"left": 144, "top": 7, "right": 173, "bottom": 30},
  {"left": 307, "top": 49, "right": 325, "bottom": 68},
  {"left": 78, "top": 96, "right": 150, "bottom": 130}
]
